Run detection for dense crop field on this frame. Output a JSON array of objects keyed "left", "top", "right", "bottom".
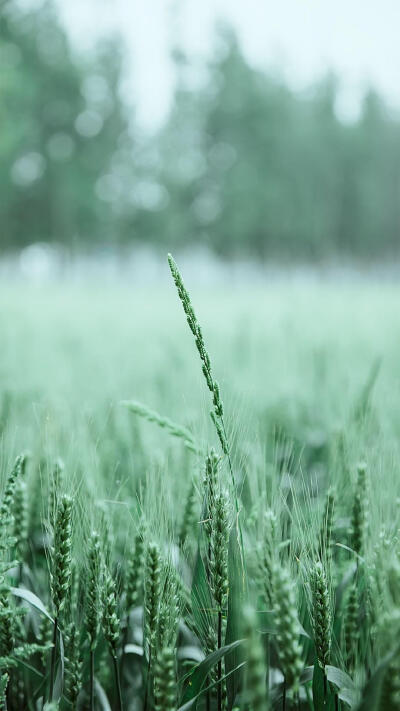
[{"left": 1, "top": 262, "right": 400, "bottom": 710}]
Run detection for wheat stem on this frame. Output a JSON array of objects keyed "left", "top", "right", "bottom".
[
  {"left": 90, "top": 649, "right": 95, "bottom": 711},
  {"left": 48, "top": 616, "right": 58, "bottom": 702},
  {"left": 112, "top": 654, "right": 123, "bottom": 711}
]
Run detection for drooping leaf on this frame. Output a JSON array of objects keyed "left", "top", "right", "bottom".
[
  {"left": 11, "top": 587, "right": 53, "bottom": 622},
  {"left": 339, "top": 687, "right": 358, "bottom": 708},
  {"left": 11, "top": 657, "right": 44, "bottom": 679},
  {"left": 180, "top": 640, "right": 244, "bottom": 705},
  {"left": 356, "top": 646, "right": 400, "bottom": 711},
  {"left": 326, "top": 666, "right": 355, "bottom": 691},
  {"left": 325, "top": 665, "right": 357, "bottom": 708},
  {"left": 300, "top": 666, "right": 314, "bottom": 684},
  {"left": 178, "top": 660, "right": 246, "bottom": 711},
  {"left": 10, "top": 588, "right": 65, "bottom": 702}
]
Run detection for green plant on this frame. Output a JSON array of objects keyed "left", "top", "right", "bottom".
[
  {"left": 209, "top": 490, "right": 230, "bottom": 711},
  {"left": 244, "top": 607, "right": 269, "bottom": 710},
  {"left": 259, "top": 508, "right": 277, "bottom": 609},
  {"left": 168, "top": 254, "right": 228, "bottom": 457},
  {"left": 351, "top": 463, "right": 367, "bottom": 559},
  {"left": 319, "top": 487, "right": 335, "bottom": 569},
  {"left": 0, "top": 672, "right": 8, "bottom": 711},
  {"left": 122, "top": 400, "right": 199, "bottom": 454},
  {"left": 273, "top": 565, "right": 303, "bottom": 696},
  {"left": 310, "top": 560, "right": 331, "bottom": 697},
  {"left": 85, "top": 530, "right": 102, "bottom": 711},
  {"left": 49, "top": 494, "right": 73, "bottom": 701},
  {"left": 154, "top": 647, "right": 176, "bottom": 711},
  {"left": 64, "top": 623, "right": 82, "bottom": 707},
  {"left": 179, "top": 478, "right": 198, "bottom": 547},
  {"left": 13, "top": 480, "right": 28, "bottom": 569},
  {"left": 344, "top": 582, "right": 359, "bottom": 672},
  {"left": 0, "top": 455, "right": 25, "bottom": 525},
  {"left": 103, "top": 567, "right": 123, "bottom": 711},
  {"left": 144, "top": 541, "right": 162, "bottom": 710},
  {"left": 144, "top": 542, "right": 162, "bottom": 661},
  {"left": 49, "top": 459, "right": 64, "bottom": 528},
  {"left": 126, "top": 522, "right": 145, "bottom": 612},
  {"left": 158, "top": 569, "right": 180, "bottom": 651}
]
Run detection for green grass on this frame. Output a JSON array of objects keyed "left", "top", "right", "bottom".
[{"left": 1, "top": 271, "right": 400, "bottom": 709}]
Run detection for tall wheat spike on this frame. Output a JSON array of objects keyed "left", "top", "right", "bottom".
[
  {"left": 103, "top": 568, "right": 123, "bottom": 711},
  {"left": 49, "top": 494, "right": 73, "bottom": 702},
  {"left": 351, "top": 463, "right": 367, "bottom": 558},
  {"left": 154, "top": 647, "right": 176, "bottom": 711},
  {"left": 167, "top": 254, "right": 245, "bottom": 584},
  {"left": 85, "top": 530, "right": 102, "bottom": 711},
  {"left": 259, "top": 508, "right": 277, "bottom": 609},
  {"left": 244, "top": 606, "right": 269, "bottom": 710},
  {"left": 273, "top": 565, "right": 303, "bottom": 695}
]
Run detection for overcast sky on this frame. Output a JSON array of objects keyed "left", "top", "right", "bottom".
[{"left": 56, "top": 0, "right": 400, "bottom": 129}]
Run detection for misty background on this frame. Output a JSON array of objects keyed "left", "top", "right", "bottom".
[{"left": 2, "top": 0, "right": 400, "bottom": 274}]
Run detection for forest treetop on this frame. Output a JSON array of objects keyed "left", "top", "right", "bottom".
[{"left": 2, "top": 1, "right": 399, "bottom": 260}]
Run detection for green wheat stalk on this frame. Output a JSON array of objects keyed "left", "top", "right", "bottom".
[
  {"left": 154, "top": 647, "right": 176, "bottom": 711},
  {"left": 103, "top": 568, "right": 123, "bottom": 711},
  {"left": 122, "top": 399, "right": 200, "bottom": 454},
  {"left": 310, "top": 560, "right": 332, "bottom": 698},
  {"left": 258, "top": 508, "right": 277, "bottom": 609},
  {"left": 144, "top": 542, "right": 162, "bottom": 711},
  {"left": 344, "top": 582, "right": 358, "bottom": 673},
  {"left": 179, "top": 478, "right": 198, "bottom": 547},
  {"left": 126, "top": 523, "right": 145, "bottom": 612},
  {"left": 273, "top": 565, "right": 303, "bottom": 697},
  {"left": 49, "top": 494, "right": 73, "bottom": 702},
  {"left": 167, "top": 254, "right": 228, "bottom": 457},
  {"left": 243, "top": 606, "right": 269, "bottom": 710},
  {"left": 167, "top": 254, "right": 245, "bottom": 581},
  {"left": 209, "top": 490, "right": 230, "bottom": 711},
  {"left": 85, "top": 530, "right": 102, "bottom": 711},
  {"left": 319, "top": 487, "right": 335, "bottom": 571},
  {"left": 351, "top": 463, "right": 368, "bottom": 560}
]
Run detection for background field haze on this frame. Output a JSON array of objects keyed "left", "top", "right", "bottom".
[{"left": 2, "top": 0, "right": 400, "bottom": 264}]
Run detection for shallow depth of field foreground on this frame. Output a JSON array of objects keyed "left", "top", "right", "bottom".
[{"left": 1, "top": 261, "right": 400, "bottom": 711}]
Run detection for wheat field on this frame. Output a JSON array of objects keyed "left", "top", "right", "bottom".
[{"left": 1, "top": 262, "right": 400, "bottom": 710}]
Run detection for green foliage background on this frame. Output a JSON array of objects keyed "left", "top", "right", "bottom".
[{"left": 2, "top": 3, "right": 400, "bottom": 259}]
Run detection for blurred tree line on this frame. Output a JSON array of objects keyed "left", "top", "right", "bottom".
[{"left": 1, "top": 2, "right": 400, "bottom": 260}]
